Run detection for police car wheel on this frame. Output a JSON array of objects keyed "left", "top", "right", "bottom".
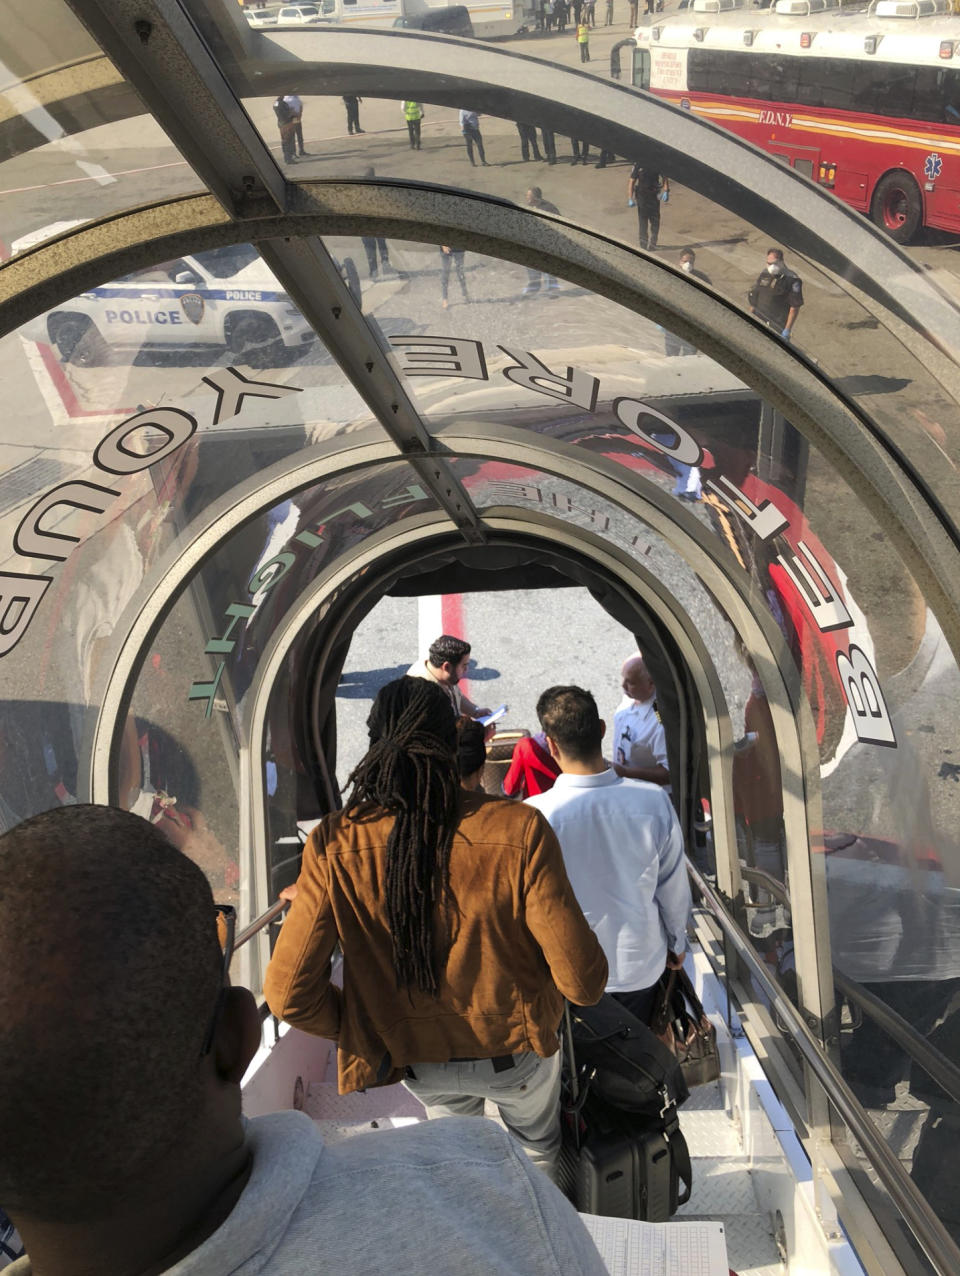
[
  {"left": 227, "top": 314, "right": 282, "bottom": 366},
  {"left": 52, "top": 315, "right": 104, "bottom": 366}
]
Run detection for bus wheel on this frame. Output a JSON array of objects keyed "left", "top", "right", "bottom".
[{"left": 871, "top": 171, "right": 922, "bottom": 244}]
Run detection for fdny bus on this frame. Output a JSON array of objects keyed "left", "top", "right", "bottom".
[{"left": 631, "top": 0, "right": 960, "bottom": 242}]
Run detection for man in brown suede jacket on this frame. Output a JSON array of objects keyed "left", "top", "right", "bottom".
[{"left": 264, "top": 676, "right": 607, "bottom": 1179}]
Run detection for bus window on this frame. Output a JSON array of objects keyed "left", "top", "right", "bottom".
[
  {"left": 869, "top": 65, "right": 917, "bottom": 119},
  {"left": 796, "top": 57, "right": 848, "bottom": 111},
  {"left": 632, "top": 47, "right": 650, "bottom": 90}
]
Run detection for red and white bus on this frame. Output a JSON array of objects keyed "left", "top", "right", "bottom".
[{"left": 630, "top": 0, "right": 960, "bottom": 242}]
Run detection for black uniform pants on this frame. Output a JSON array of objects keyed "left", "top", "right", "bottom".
[
  {"left": 637, "top": 198, "right": 661, "bottom": 249},
  {"left": 344, "top": 98, "right": 361, "bottom": 133},
  {"left": 518, "top": 123, "right": 542, "bottom": 161}
]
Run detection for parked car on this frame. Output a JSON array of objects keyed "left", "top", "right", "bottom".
[
  {"left": 275, "top": 4, "right": 325, "bottom": 22},
  {"left": 244, "top": 7, "right": 279, "bottom": 25}
]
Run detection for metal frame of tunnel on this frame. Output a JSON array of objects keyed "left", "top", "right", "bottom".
[{"left": 4, "top": 11, "right": 960, "bottom": 1264}]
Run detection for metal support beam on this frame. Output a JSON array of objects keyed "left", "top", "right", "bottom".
[{"left": 257, "top": 234, "right": 485, "bottom": 541}]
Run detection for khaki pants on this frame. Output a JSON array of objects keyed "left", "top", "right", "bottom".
[{"left": 403, "top": 1050, "right": 562, "bottom": 1179}]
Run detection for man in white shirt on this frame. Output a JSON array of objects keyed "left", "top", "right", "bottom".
[
  {"left": 527, "top": 685, "right": 691, "bottom": 1023},
  {"left": 407, "top": 633, "right": 490, "bottom": 718},
  {"left": 612, "top": 655, "right": 670, "bottom": 789}
]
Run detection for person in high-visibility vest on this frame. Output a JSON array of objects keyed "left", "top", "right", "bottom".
[
  {"left": 575, "top": 19, "right": 590, "bottom": 61},
  {"left": 402, "top": 101, "right": 424, "bottom": 150}
]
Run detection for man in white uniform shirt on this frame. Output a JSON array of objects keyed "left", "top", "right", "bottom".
[
  {"left": 407, "top": 633, "right": 491, "bottom": 719},
  {"left": 612, "top": 655, "right": 670, "bottom": 790},
  {"left": 527, "top": 685, "right": 691, "bottom": 1023}
]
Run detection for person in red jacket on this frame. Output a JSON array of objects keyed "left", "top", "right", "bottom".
[{"left": 503, "top": 731, "right": 561, "bottom": 799}]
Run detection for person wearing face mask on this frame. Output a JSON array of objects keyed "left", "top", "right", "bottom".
[
  {"left": 748, "top": 247, "right": 804, "bottom": 341},
  {"left": 664, "top": 248, "right": 712, "bottom": 357}
]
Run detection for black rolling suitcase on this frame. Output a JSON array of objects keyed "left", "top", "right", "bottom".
[
  {"left": 565, "top": 1093, "right": 690, "bottom": 1220},
  {"left": 557, "top": 999, "right": 692, "bottom": 1221}
]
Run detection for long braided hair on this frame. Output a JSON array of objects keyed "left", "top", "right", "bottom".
[{"left": 345, "top": 677, "right": 460, "bottom": 995}]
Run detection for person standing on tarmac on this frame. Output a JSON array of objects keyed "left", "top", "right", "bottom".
[
  {"left": 517, "top": 122, "right": 544, "bottom": 162},
  {"left": 440, "top": 245, "right": 470, "bottom": 309},
  {"left": 402, "top": 101, "right": 424, "bottom": 149},
  {"left": 748, "top": 246, "right": 804, "bottom": 342},
  {"left": 407, "top": 634, "right": 490, "bottom": 719},
  {"left": 459, "top": 108, "right": 489, "bottom": 165},
  {"left": 265, "top": 677, "right": 608, "bottom": 1182},
  {"left": 523, "top": 187, "right": 561, "bottom": 296},
  {"left": 342, "top": 95, "right": 364, "bottom": 134},
  {"left": 272, "top": 94, "right": 298, "bottom": 163},
  {"left": 664, "top": 247, "right": 711, "bottom": 355},
  {"left": 628, "top": 162, "right": 669, "bottom": 250},
  {"left": 576, "top": 17, "right": 591, "bottom": 60},
  {"left": 283, "top": 92, "right": 308, "bottom": 157}
]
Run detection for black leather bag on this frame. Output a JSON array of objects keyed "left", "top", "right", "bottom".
[
  {"left": 559, "top": 1001, "right": 692, "bottom": 1217},
  {"left": 566, "top": 993, "right": 689, "bottom": 1115},
  {"left": 651, "top": 968, "right": 720, "bottom": 1089}
]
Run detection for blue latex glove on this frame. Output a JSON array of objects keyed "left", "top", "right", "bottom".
[
  {"left": 659, "top": 190, "right": 669, "bottom": 202},
  {"left": 781, "top": 328, "right": 792, "bottom": 341},
  {"left": 627, "top": 198, "right": 635, "bottom": 207}
]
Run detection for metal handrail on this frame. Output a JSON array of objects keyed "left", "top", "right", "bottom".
[
  {"left": 235, "top": 899, "right": 288, "bottom": 951},
  {"left": 688, "top": 859, "right": 960, "bottom": 1276},
  {"left": 739, "top": 866, "right": 960, "bottom": 1107}
]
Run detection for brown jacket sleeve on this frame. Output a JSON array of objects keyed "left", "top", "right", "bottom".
[
  {"left": 262, "top": 824, "right": 343, "bottom": 1038},
  {"left": 522, "top": 810, "right": 608, "bottom": 1005}
]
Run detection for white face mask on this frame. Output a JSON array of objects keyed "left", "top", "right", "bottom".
[
  {"left": 766, "top": 262, "right": 783, "bottom": 275},
  {"left": 681, "top": 260, "right": 692, "bottom": 272}
]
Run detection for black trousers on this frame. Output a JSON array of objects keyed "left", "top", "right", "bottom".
[
  {"left": 407, "top": 119, "right": 421, "bottom": 148},
  {"left": 362, "top": 237, "right": 389, "bottom": 276},
  {"left": 517, "top": 123, "right": 542, "bottom": 161},
  {"left": 637, "top": 198, "right": 661, "bottom": 248},
  {"left": 440, "top": 251, "right": 468, "bottom": 301},
  {"left": 344, "top": 98, "right": 361, "bottom": 133},
  {"left": 463, "top": 125, "right": 486, "bottom": 164},
  {"left": 611, "top": 983, "right": 659, "bottom": 1025},
  {"left": 571, "top": 138, "right": 591, "bottom": 162},
  {"left": 540, "top": 128, "right": 557, "bottom": 162}
]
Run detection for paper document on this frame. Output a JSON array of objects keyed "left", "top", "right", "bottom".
[
  {"left": 478, "top": 704, "right": 508, "bottom": 726},
  {"left": 580, "top": 1215, "right": 728, "bottom": 1276}
]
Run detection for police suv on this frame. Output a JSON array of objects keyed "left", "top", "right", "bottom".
[{"left": 16, "top": 229, "right": 320, "bottom": 366}]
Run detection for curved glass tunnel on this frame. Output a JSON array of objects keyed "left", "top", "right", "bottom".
[{"left": 3, "top": 2, "right": 960, "bottom": 1272}]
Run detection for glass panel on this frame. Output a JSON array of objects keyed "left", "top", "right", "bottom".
[
  {"left": 119, "top": 460, "right": 439, "bottom": 923},
  {"left": 188, "top": 3, "right": 960, "bottom": 522},
  {"left": 0, "top": 1, "right": 202, "bottom": 254},
  {"left": 0, "top": 249, "right": 377, "bottom": 855}
]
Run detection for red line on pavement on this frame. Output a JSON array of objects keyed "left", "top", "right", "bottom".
[
  {"left": 36, "top": 341, "right": 134, "bottom": 419},
  {"left": 440, "top": 592, "right": 470, "bottom": 700}
]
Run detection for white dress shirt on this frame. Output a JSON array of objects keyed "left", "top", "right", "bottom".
[
  {"left": 527, "top": 768, "right": 690, "bottom": 993},
  {"left": 612, "top": 695, "right": 668, "bottom": 773}
]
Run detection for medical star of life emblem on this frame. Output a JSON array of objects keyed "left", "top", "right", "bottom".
[
  {"left": 924, "top": 152, "right": 943, "bottom": 181},
  {"left": 180, "top": 292, "right": 205, "bottom": 324}
]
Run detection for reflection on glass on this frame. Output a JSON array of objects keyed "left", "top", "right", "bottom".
[{"left": 1, "top": 1, "right": 200, "bottom": 254}]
